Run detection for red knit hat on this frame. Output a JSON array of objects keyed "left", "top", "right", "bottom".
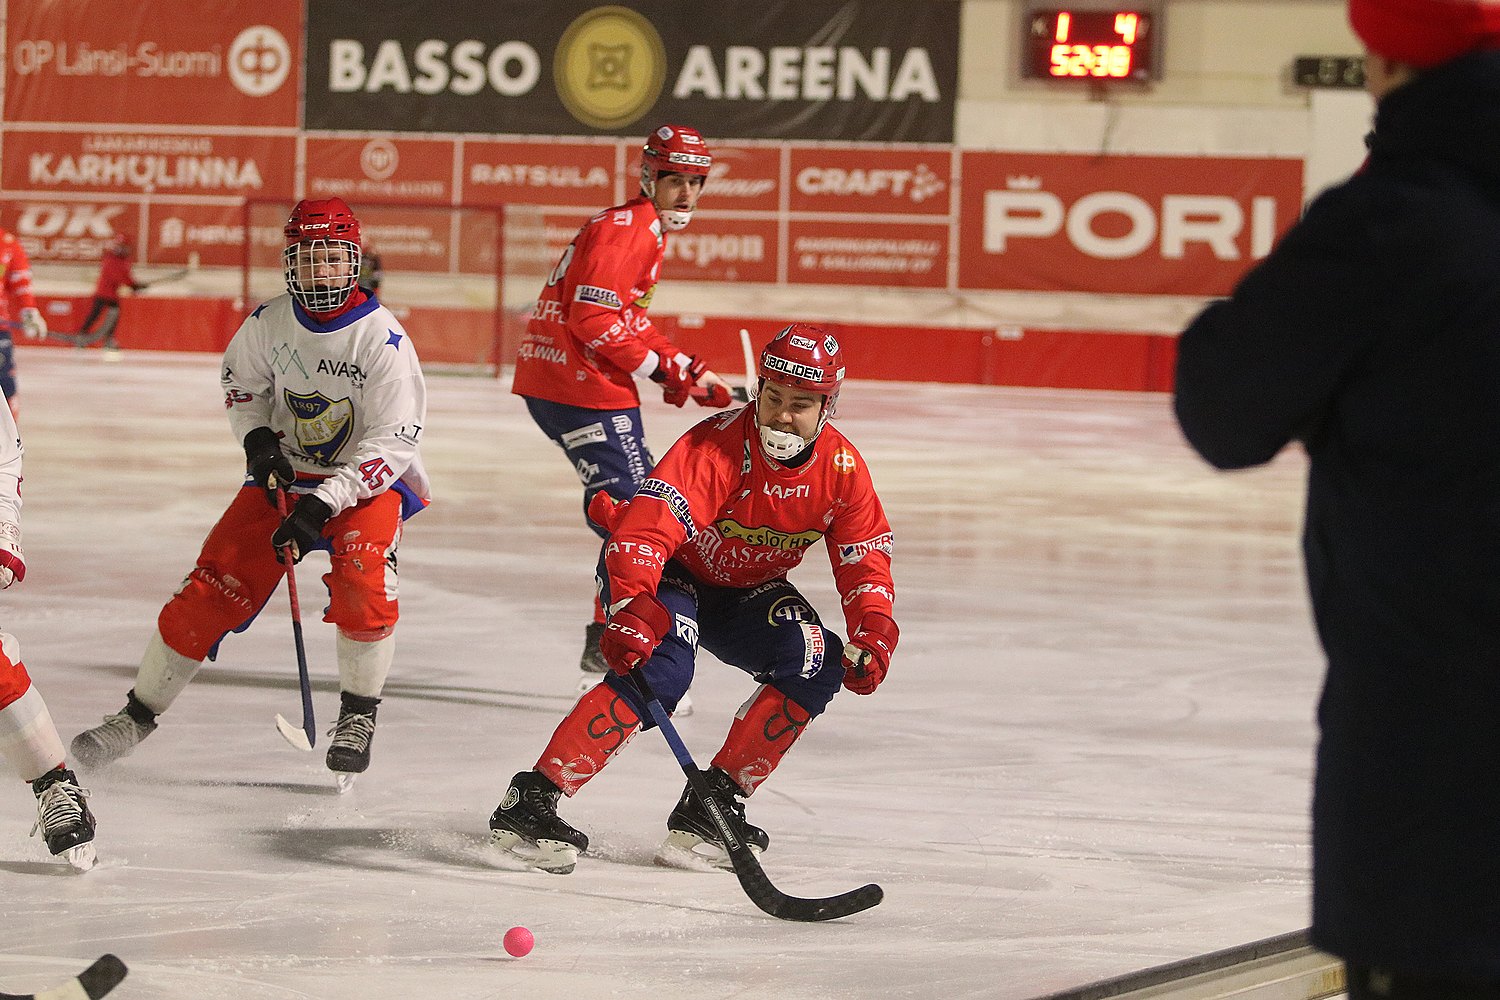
[{"left": 1349, "top": 0, "right": 1500, "bottom": 67}]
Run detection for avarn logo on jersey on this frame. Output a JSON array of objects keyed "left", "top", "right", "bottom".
[
  {"left": 553, "top": 6, "right": 666, "bottom": 129},
  {"left": 284, "top": 389, "right": 354, "bottom": 465}
]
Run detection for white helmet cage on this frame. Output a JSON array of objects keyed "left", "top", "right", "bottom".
[{"left": 283, "top": 239, "right": 362, "bottom": 314}]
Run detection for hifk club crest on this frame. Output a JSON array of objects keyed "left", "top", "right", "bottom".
[{"left": 284, "top": 388, "right": 354, "bottom": 464}]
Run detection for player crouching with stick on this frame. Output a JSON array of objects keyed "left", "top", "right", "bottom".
[
  {"left": 69, "top": 198, "right": 430, "bottom": 786},
  {"left": 488, "top": 324, "right": 898, "bottom": 875}
]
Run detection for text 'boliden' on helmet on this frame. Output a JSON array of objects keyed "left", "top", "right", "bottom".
[
  {"left": 755, "top": 323, "right": 847, "bottom": 461},
  {"left": 283, "top": 197, "right": 363, "bottom": 315},
  {"left": 640, "top": 124, "right": 711, "bottom": 232}
]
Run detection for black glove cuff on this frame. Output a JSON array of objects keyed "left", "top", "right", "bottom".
[{"left": 294, "top": 493, "right": 334, "bottom": 529}]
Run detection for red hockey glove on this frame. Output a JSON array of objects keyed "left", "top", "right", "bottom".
[
  {"left": 842, "top": 612, "right": 899, "bottom": 695},
  {"left": 690, "top": 382, "right": 733, "bottom": 408},
  {"left": 600, "top": 594, "right": 673, "bottom": 674},
  {"left": 0, "top": 521, "right": 25, "bottom": 588},
  {"left": 586, "top": 491, "right": 631, "bottom": 534}
]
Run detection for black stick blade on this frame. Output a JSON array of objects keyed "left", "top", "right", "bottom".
[{"left": 0, "top": 953, "right": 129, "bottom": 1000}]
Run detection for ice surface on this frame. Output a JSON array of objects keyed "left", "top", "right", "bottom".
[{"left": 1, "top": 349, "right": 1321, "bottom": 999}]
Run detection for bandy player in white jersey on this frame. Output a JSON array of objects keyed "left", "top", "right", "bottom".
[
  {"left": 0, "top": 401, "right": 99, "bottom": 870},
  {"left": 71, "top": 197, "right": 430, "bottom": 786}
]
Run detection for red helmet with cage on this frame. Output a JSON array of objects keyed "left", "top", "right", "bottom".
[
  {"left": 282, "top": 198, "right": 363, "bottom": 315},
  {"left": 755, "top": 324, "right": 846, "bottom": 460}
]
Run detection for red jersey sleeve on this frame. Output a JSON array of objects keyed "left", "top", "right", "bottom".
[
  {"left": 821, "top": 440, "right": 896, "bottom": 634},
  {"left": 2, "top": 234, "right": 37, "bottom": 312},
  {"left": 603, "top": 415, "right": 741, "bottom": 603}
]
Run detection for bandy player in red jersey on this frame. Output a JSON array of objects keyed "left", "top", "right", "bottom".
[
  {"left": 489, "top": 324, "right": 898, "bottom": 874},
  {"left": 511, "top": 124, "right": 733, "bottom": 693}
]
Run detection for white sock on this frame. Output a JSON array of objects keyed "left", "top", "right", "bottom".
[
  {"left": 337, "top": 632, "right": 394, "bottom": 698},
  {"left": 0, "top": 686, "right": 66, "bottom": 782},
  {"left": 134, "top": 629, "right": 203, "bottom": 715}
]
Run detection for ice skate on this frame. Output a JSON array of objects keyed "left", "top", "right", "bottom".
[
  {"left": 656, "top": 767, "right": 767, "bottom": 871},
  {"left": 488, "top": 770, "right": 589, "bottom": 874},
  {"left": 326, "top": 696, "right": 378, "bottom": 793},
  {"left": 31, "top": 767, "right": 97, "bottom": 872},
  {"left": 69, "top": 701, "right": 156, "bottom": 770}
]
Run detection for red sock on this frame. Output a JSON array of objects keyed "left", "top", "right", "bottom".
[
  {"left": 710, "top": 684, "right": 813, "bottom": 795},
  {"left": 535, "top": 683, "right": 641, "bottom": 796}
]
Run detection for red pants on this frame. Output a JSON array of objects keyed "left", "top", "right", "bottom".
[
  {"left": 158, "top": 486, "right": 404, "bottom": 660},
  {"left": 0, "top": 632, "right": 31, "bottom": 710}
]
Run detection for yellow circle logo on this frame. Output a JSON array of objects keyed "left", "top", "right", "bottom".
[
  {"left": 554, "top": 6, "right": 667, "bottom": 130},
  {"left": 555, "top": 5, "right": 666, "bottom": 131}
]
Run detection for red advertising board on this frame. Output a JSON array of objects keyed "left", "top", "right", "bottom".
[
  {"left": 958, "top": 152, "right": 1303, "bottom": 296},
  {"left": 662, "top": 217, "right": 779, "bottom": 284},
  {"left": 461, "top": 140, "right": 617, "bottom": 209},
  {"left": 305, "top": 137, "right": 456, "bottom": 206},
  {"left": 3, "top": 130, "right": 296, "bottom": 200},
  {"left": 788, "top": 220, "right": 947, "bottom": 288},
  {"left": 5, "top": 0, "right": 300, "bottom": 128},
  {"left": 705, "top": 145, "right": 781, "bottom": 213},
  {"left": 789, "top": 146, "right": 952, "bottom": 216}
]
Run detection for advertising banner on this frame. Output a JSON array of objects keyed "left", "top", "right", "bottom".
[
  {"left": 305, "top": 137, "right": 457, "bottom": 205},
  {"left": 2, "top": 129, "right": 297, "bottom": 200},
  {"left": 702, "top": 144, "right": 781, "bottom": 213},
  {"left": 788, "top": 220, "right": 948, "bottom": 288},
  {"left": 662, "top": 217, "right": 779, "bottom": 284},
  {"left": 462, "top": 139, "right": 618, "bottom": 209},
  {"left": 5, "top": 0, "right": 300, "bottom": 127},
  {"left": 958, "top": 152, "right": 1304, "bottom": 296},
  {"left": 788, "top": 147, "right": 952, "bottom": 216},
  {"left": 305, "top": 0, "right": 958, "bottom": 141}
]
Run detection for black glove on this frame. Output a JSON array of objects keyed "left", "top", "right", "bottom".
[
  {"left": 271, "top": 494, "right": 333, "bottom": 564},
  {"left": 244, "top": 427, "right": 295, "bottom": 508}
]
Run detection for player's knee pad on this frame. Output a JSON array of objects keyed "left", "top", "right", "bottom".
[
  {"left": 133, "top": 629, "right": 203, "bottom": 716},
  {"left": 158, "top": 566, "right": 260, "bottom": 660},
  {"left": 762, "top": 622, "right": 843, "bottom": 716},
  {"left": 323, "top": 534, "right": 399, "bottom": 634},
  {"left": 0, "top": 631, "right": 31, "bottom": 708},
  {"left": 336, "top": 629, "right": 394, "bottom": 698}
]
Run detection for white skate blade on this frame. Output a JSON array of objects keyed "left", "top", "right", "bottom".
[
  {"left": 653, "top": 828, "right": 757, "bottom": 871},
  {"left": 334, "top": 772, "right": 358, "bottom": 794},
  {"left": 62, "top": 841, "right": 97, "bottom": 872},
  {"left": 489, "top": 828, "right": 579, "bottom": 875},
  {"left": 274, "top": 714, "right": 314, "bottom": 751}
]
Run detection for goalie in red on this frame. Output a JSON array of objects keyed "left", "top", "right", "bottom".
[
  {"left": 511, "top": 124, "right": 734, "bottom": 697},
  {"left": 489, "top": 324, "right": 898, "bottom": 875}
]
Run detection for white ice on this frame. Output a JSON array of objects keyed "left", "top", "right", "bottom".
[{"left": 0, "top": 349, "right": 1322, "bottom": 999}]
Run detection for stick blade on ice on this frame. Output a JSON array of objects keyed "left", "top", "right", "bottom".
[
  {"left": 275, "top": 713, "right": 314, "bottom": 751},
  {"left": 0, "top": 954, "right": 128, "bottom": 1000}
]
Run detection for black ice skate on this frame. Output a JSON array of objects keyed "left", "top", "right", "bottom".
[
  {"left": 488, "top": 770, "right": 589, "bottom": 875},
  {"left": 657, "top": 766, "right": 769, "bottom": 871},
  {"left": 31, "top": 766, "right": 97, "bottom": 872},
  {"left": 325, "top": 694, "right": 379, "bottom": 793},
  {"left": 69, "top": 695, "right": 157, "bottom": 771}
]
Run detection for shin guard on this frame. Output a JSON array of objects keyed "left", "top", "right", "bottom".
[
  {"left": 134, "top": 630, "right": 203, "bottom": 716},
  {"left": 710, "top": 683, "right": 813, "bottom": 795},
  {"left": 336, "top": 630, "right": 395, "bottom": 698},
  {"left": 535, "top": 682, "right": 641, "bottom": 796}
]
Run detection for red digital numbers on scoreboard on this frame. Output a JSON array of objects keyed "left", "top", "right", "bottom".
[{"left": 1023, "top": 8, "right": 1158, "bottom": 82}]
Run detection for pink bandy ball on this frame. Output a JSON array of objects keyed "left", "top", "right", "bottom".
[{"left": 503, "top": 926, "right": 534, "bottom": 958}]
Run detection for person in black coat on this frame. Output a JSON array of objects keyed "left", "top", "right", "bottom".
[{"left": 1174, "top": 2, "right": 1500, "bottom": 997}]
